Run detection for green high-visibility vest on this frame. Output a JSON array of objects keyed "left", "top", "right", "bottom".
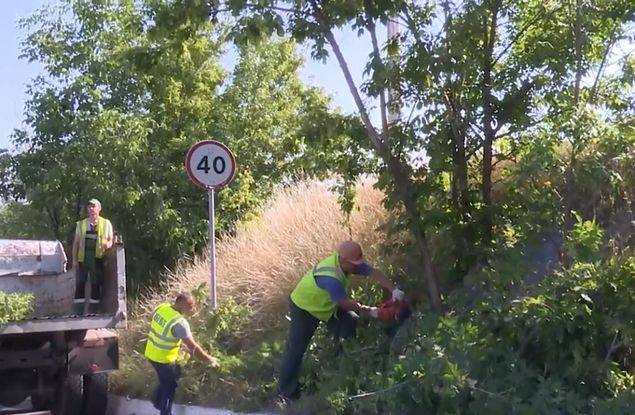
[
  {"left": 144, "top": 303, "right": 186, "bottom": 364},
  {"left": 76, "top": 217, "right": 111, "bottom": 262},
  {"left": 290, "top": 253, "right": 350, "bottom": 321}
]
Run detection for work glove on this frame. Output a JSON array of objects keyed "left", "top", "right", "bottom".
[
  {"left": 368, "top": 307, "right": 379, "bottom": 319},
  {"left": 392, "top": 288, "right": 405, "bottom": 301}
]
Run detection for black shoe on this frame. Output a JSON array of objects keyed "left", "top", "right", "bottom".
[
  {"left": 277, "top": 389, "right": 300, "bottom": 403},
  {"left": 152, "top": 390, "right": 160, "bottom": 410}
]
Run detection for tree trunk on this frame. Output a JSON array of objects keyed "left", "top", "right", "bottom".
[
  {"left": 481, "top": 2, "right": 499, "bottom": 247},
  {"left": 563, "top": 0, "right": 584, "bottom": 264},
  {"left": 313, "top": 3, "right": 444, "bottom": 313},
  {"left": 386, "top": 153, "right": 444, "bottom": 313},
  {"left": 441, "top": 1, "right": 474, "bottom": 277}
]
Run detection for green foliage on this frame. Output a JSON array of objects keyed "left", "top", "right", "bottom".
[
  {"left": 0, "top": 201, "right": 56, "bottom": 239},
  {"left": 565, "top": 212, "right": 604, "bottom": 262},
  {"left": 282, "top": 255, "right": 635, "bottom": 414},
  {"left": 115, "top": 250, "right": 635, "bottom": 414},
  {"left": 0, "top": 292, "right": 35, "bottom": 325},
  {"left": 4, "top": 1, "right": 634, "bottom": 410},
  {"left": 223, "top": 0, "right": 634, "bottom": 292},
  {"left": 113, "top": 296, "right": 286, "bottom": 411},
  {"left": 2, "top": 0, "right": 355, "bottom": 287}
]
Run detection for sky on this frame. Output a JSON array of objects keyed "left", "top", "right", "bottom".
[
  {"left": 0, "top": 0, "right": 45, "bottom": 150},
  {"left": 0, "top": 1, "right": 372, "bottom": 151}
]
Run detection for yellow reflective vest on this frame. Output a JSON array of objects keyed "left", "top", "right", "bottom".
[
  {"left": 144, "top": 303, "right": 186, "bottom": 364},
  {"left": 76, "top": 217, "right": 112, "bottom": 262},
  {"left": 290, "top": 253, "right": 350, "bottom": 321}
]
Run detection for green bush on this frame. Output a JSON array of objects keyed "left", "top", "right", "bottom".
[
  {"left": 0, "top": 292, "right": 34, "bottom": 325},
  {"left": 565, "top": 212, "right": 605, "bottom": 262},
  {"left": 285, "top": 255, "right": 635, "bottom": 414},
  {"left": 115, "top": 254, "right": 635, "bottom": 414}
]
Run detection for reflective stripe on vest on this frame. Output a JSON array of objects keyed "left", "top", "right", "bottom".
[
  {"left": 77, "top": 217, "right": 110, "bottom": 262},
  {"left": 290, "top": 253, "right": 350, "bottom": 321},
  {"left": 144, "top": 304, "right": 185, "bottom": 363}
]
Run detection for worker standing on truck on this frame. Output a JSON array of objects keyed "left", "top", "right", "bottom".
[
  {"left": 72, "top": 198, "right": 113, "bottom": 314},
  {"left": 145, "top": 292, "right": 220, "bottom": 415},
  {"left": 278, "top": 240, "right": 405, "bottom": 401}
]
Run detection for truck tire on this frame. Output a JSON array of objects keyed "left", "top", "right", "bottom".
[{"left": 82, "top": 373, "right": 108, "bottom": 415}]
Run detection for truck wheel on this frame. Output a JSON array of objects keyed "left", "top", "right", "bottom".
[
  {"left": 53, "top": 374, "right": 82, "bottom": 415},
  {"left": 82, "top": 373, "right": 108, "bottom": 415}
]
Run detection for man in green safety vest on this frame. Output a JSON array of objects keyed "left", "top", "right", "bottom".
[
  {"left": 278, "top": 240, "right": 405, "bottom": 401},
  {"left": 72, "top": 198, "right": 113, "bottom": 314},
  {"left": 145, "top": 292, "right": 220, "bottom": 415}
]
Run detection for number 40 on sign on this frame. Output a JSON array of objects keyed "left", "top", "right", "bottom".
[
  {"left": 186, "top": 141, "right": 236, "bottom": 189},
  {"left": 185, "top": 140, "right": 236, "bottom": 310}
]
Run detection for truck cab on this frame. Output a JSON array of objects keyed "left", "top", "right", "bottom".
[{"left": 0, "top": 239, "right": 126, "bottom": 415}]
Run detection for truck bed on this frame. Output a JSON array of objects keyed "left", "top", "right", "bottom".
[
  {"left": 0, "top": 313, "right": 125, "bottom": 335},
  {"left": 0, "top": 244, "right": 127, "bottom": 336}
]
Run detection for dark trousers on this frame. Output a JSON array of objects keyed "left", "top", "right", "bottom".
[
  {"left": 278, "top": 299, "right": 358, "bottom": 398},
  {"left": 74, "top": 261, "right": 103, "bottom": 314},
  {"left": 149, "top": 360, "right": 181, "bottom": 415}
]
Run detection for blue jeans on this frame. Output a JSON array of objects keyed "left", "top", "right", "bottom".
[
  {"left": 149, "top": 360, "right": 181, "bottom": 415},
  {"left": 278, "top": 299, "right": 357, "bottom": 399}
]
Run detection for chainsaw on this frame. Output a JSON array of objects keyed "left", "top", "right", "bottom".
[{"left": 375, "top": 298, "right": 413, "bottom": 323}]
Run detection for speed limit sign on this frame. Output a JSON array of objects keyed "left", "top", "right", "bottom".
[
  {"left": 185, "top": 140, "right": 236, "bottom": 311},
  {"left": 185, "top": 140, "right": 236, "bottom": 189}
]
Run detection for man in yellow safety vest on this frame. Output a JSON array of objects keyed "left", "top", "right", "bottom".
[
  {"left": 145, "top": 292, "right": 219, "bottom": 415},
  {"left": 278, "top": 240, "right": 405, "bottom": 401},
  {"left": 72, "top": 198, "right": 113, "bottom": 314}
]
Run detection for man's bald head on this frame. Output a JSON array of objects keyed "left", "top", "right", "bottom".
[
  {"left": 174, "top": 292, "right": 196, "bottom": 316},
  {"left": 338, "top": 240, "right": 364, "bottom": 272}
]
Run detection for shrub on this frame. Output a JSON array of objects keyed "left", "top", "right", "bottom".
[
  {"left": 306, "top": 255, "right": 635, "bottom": 414},
  {"left": 0, "top": 292, "right": 34, "bottom": 325},
  {"left": 114, "top": 177, "right": 635, "bottom": 414}
]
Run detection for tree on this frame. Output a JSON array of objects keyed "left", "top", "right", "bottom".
[
  {"left": 223, "top": 0, "right": 444, "bottom": 312},
  {"left": 222, "top": 0, "right": 633, "bottom": 312},
  {"left": 1, "top": 0, "right": 351, "bottom": 286}
]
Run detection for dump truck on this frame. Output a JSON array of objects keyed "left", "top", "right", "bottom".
[{"left": 0, "top": 238, "right": 126, "bottom": 415}]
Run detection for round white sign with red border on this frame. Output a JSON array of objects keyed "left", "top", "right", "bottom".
[{"left": 185, "top": 140, "right": 236, "bottom": 189}]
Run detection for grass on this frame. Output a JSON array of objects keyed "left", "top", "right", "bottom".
[{"left": 111, "top": 180, "right": 391, "bottom": 410}]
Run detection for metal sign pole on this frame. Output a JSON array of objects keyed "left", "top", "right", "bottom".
[
  {"left": 186, "top": 140, "right": 235, "bottom": 312},
  {"left": 208, "top": 188, "right": 217, "bottom": 310}
]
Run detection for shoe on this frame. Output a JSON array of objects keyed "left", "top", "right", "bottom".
[
  {"left": 277, "top": 389, "right": 300, "bottom": 404},
  {"left": 152, "top": 390, "right": 160, "bottom": 410}
]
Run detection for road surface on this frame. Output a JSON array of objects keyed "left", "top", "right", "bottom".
[{"left": 107, "top": 395, "right": 277, "bottom": 415}]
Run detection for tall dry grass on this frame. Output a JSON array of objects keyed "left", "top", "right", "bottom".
[
  {"left": 112, "top": 180, "right": 390, "bottom": 407},
  {"left": 136, "top": 180, "right": 388, "bottom": 320}
]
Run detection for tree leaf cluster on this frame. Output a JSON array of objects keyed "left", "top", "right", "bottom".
[
  {"left": 0, "top": 0, "right": 359, "bottom": 287},
  {"left": 222, "top": 0, "right": 633, "bottom": 307}
]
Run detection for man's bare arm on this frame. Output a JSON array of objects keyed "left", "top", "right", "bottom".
[
  {"left": 337, "top": 299, "right": 375, "bottom": 315},
  {"left": 71, "top": 228, "right": 80, "bottom": 269},
  {"left": 182, "top": 336, "right": 219, "bottom": 366},
  {"left": 103, "top": 221, "right": 114, "bottom": 250},
  {"left": 369, "top": 269, "right": 395, "bottom": 292}
]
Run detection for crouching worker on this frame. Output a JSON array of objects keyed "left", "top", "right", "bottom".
[
  {"left": 145, "top": 292, "right": 220, "bottom": 415},
  {"left": 278, "top": 240, "right": 405, "bottom": 401}
]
